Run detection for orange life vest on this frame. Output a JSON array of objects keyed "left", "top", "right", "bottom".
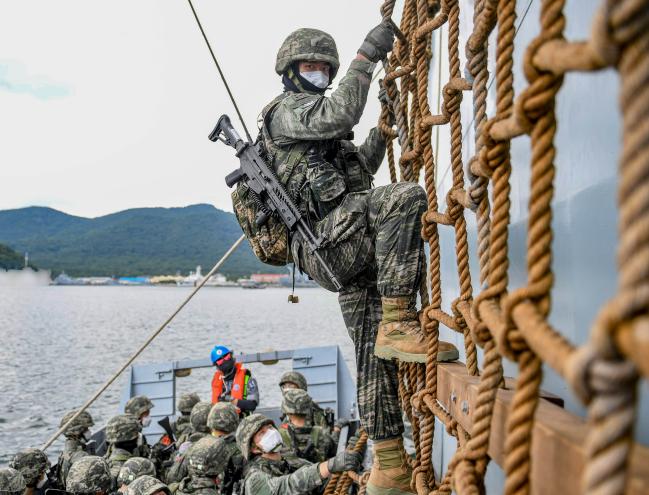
[{"left": 211, "top": 362, "right": 248, "bottom": 404}]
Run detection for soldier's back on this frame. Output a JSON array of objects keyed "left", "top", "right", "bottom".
[{"left": 175, "top": 477, "right": 218, "bottom": 495}]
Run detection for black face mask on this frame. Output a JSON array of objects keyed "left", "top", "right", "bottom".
[{"left": 217, "top": 358, "right": 235, "bottom": 378}]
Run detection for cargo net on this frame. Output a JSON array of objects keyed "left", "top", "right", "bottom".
[{"left": 346, "top": 0, "right": 648, "bottom": 494}]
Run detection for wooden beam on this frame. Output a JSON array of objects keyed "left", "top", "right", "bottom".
[{"left": 436, "top": 362, "right": 649, "bottom": 495}]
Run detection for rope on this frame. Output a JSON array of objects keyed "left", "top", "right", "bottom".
[
  {"left": 372, "top": 0, "right": 649, "bottom": 493},
  {"left": 40, "top": 235, "right": 245, "bottom": 451},
  {"left": 186, "top": 0, "right": 252, "bottom": 143}
]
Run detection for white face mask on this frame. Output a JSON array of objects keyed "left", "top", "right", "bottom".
[
  {"left": 83, "top": 429, "right": 92, "bottom": 441},
  {"left": 36, "top": 476, "right": 47, "bottom": 489},
  {"left": 257, "top": 428, "right": 283, "bottom": 454},
  {"left": 300, "top": 70, "right": 329, "bottom": 89},
  {"left": 141, "top": 416, "right": 152, "bottom": 428}
]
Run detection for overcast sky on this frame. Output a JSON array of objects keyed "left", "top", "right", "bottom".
[{"left": 0, "top": 0, "right": 402, "bottom": 218}]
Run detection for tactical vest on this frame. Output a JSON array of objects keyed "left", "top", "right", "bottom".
[
  {"left": 231, "top": 92, "right": 374, "bottom": 266},
  {"left": 279, "top": 424, "right": 323, "bottom": 463}
]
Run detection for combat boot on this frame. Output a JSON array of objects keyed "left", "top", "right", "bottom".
[
  {"left": 374, "top": 296, "right": 459, "bottom": 363},
  {"left": 366, "top": 437, "right": 415, "bottom": 494}
]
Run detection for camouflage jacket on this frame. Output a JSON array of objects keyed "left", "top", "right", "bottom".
[
  {"left": 261, "top": 59, "right": 385, "bottom": 225},
  {"left": 56, "top": 438, "right": 88, "bottom": 488},
  {"left": 174, "top": 416, "right": 191, "bottom": 438},
  {"left": 165, "top": 432, "right": 209, "bottom": 485},
  {"left": 175, "top": 476, "right": 218, "bottom": 495},
  {"left": 279, "top": 424, "right": 336, "bottom": 464},
  {"left": 106, "top": 448, "right": 133, "bottom": 484},
  {"left": 241, "top": 456, "right": 321, "bottom": 495},
  {"left": 220, "top": 434, "right": 244, "bottom": 495}
]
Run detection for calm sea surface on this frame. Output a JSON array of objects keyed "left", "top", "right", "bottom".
[{"left": 0, "top": 285, "right": 353, "bottom": 465}]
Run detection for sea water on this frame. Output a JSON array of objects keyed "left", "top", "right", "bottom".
[{"left": 0, "top": 285, "right": 353, "bottom": 464}]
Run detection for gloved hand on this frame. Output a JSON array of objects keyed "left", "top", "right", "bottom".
[
  {"left": 334, "top": 419, "right": 350, "bottom": 430},
  {"left": 327, "top": 451, "right": 362, "bottom": 473},
  {"left": 358, "top": 21, "right": 395, "bottom": 62}
]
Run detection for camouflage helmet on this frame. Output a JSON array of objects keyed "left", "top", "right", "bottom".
[
  {"left": 235, "top": 413, "right": 274, "bottom": 460},
  {"left": 60, "top": 409, "right": 94, "bottom": 438},
  {"left": 0, "top": 467, "right": 26, "bottom": 495},
  {"left": 207, "top": 402, "right": 239, "bottom": 433},
  {"left": 281, "top": 389, "right": 312, "bottom": 416},
  {"left": 275, "top": 28, "right": 340, "bottom": 79},
  {"left": 9, "top": 448, "right": 51, "bottom": 486},
  {"left": 187, "top": 436, "right": 228, "bottom": 477},
  {"left": 124, "top": 395, "right": 154, "bottom": 418},
  {"left": 105, "top": 414, "right": 140, "bottom": 443},
  {"left": 177, "top": 392, "right": 201, "bottom": 414},
  {"left": 279, "top": 370, "right": 308, "bottom": 391},
  {"left": 66, "top": 456, "right": 112, "bottom": 494},
  {"left": 190, "top": 401, "right": 213, "bottom": 433},
  {"left": 125, "top": 475, "right": 170, "bottom": 495},
  {"left": 117, "top": 457, "right": 156, "bottom": 486}
]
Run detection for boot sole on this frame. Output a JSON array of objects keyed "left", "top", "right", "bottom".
[
  {"left": 365, "top": 483, "right": 416, "bottom": 495},
  {"left": 374, "top": 345, "right": 459, "bottom": 363}
]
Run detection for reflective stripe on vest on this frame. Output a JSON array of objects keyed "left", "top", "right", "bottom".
[{"left": 211, "top": 362, "right": 248, "bottom": 404}]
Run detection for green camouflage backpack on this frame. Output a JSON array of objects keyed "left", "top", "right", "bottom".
[{"left": 231, "top": 95, "right": 299, "bottom": 267}]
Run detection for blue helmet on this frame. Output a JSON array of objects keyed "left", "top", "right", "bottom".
[{"left": 210, "top": 345, "right": 232, "bottom": 364}]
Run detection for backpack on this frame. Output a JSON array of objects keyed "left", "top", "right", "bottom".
[{"left": 230, "top": 94, "right": 305, "bottom": 266}]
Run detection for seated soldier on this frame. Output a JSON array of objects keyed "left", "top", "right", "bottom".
[
  {"left": 166, "top": 402, "right": 212, "bottom": 485},
  {"left": 175, "top": 437, "right": 228, "bottom": 495},
  {"left": 173, "top": 393, "right": 201, "bottom": 438},
  {"left": 116, "top": 457, "right": 157, "bottom": 494},
  {"left": 236, "top": 413, "right": 362, "bottom": 495},
  {"left": 55, "top": 409, "right": 95, "bottom": 488},
  {"left": 279, "top": 390, "right": 336, "bottom": 465},
  {"left": 9, "top": 448, "right": 51, "bottom": 495},
  {"left": 66, "top": 456, "right": 112, "bottom": 495},
  {"left": 104, "top": 414, "right": 142, "bottom": 487},
  {"left": 0, "top": 468, "right": 26, "bottom": 495},
  {"left": 279, "top": 371, "right": 332, "bottom": 430},
  {"left": 206, "top": 403, "right": 243, "bottom": 495},
  {"left": 125, "top": 396, "right": 155, "bottom": 458},
  {"left": 126, "top": 475, "right": 171, "bottom": 495}
]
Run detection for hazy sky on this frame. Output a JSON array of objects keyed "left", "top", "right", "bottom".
[{"left": 0, "top": 0, "right": 400, "bottom": 218}]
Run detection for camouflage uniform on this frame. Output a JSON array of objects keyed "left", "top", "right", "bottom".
[
  {"left": 174, "top": 393, "right": 201, "bottom": 438},
  {"left": 0, "top": 467, "right": 26, "bottom": 495},
  {"left": 9, "top": 448, "right": 51, "bottom": 488},
  {"left": 207, "top": 403, "right": 243, "bottom": 495},
  {"left": 126, "top": 475, "right": 170, "bottom": 495},
  {"left": 175, "top": 437, "right": 227, "bottom": 495},
  {"left": 117, "top": 457, "right": 156, "bottom": 488},
  {"left": 65, "top": 456, "right": 112, "bottom": 494},
  {"left": 241, "top": 456, "right": 320, "bottom": 495},
  {"left": 125, "top": 396, "right": 154, "bottom": 458},
  {"left": 262, "top": 29, "right": 421, "bottom": 441},
  {"left": 166, "top": 402, "right": 212, "bottom": 485},
  {"left": 56, "top": 409, "right": 95, "bottom": 488},
  {"left": 279, "top": 372, "right": 331, "bottom": 430},
  {"left": 279, "top": 390, "right": 336, "bottom": 464},
  {"left": 236, "top": 414, "right": 322, "bottom": 495},
  {"left": 104, "top": 414, "right": 141, "bottom": 485}
]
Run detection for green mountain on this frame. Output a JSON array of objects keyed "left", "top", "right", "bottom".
[
  {"left": 0, "top": 204, "right": 284, "bottom": 278},
  {"left": 0, "top": 243, "right": 35, "bottom": 270}
]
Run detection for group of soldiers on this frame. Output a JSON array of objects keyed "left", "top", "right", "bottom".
[{"left": 0, "top": 371, "right": 359, "bottom": 495}]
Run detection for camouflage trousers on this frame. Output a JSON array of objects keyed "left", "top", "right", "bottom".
[{"left": 294, "top": 183, "right": 427, "bottom": 439}]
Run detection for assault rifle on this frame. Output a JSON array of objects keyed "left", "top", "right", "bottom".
[{"left": 209, "top": 114, "right": 343, "bottom": 291}]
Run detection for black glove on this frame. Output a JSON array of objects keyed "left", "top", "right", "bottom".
[
  {"left": 358, "top": 21, "right": 395, "bottom": 62},
  {"left": 327, "top": 451, "right": 362, "bottom": 473}
]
